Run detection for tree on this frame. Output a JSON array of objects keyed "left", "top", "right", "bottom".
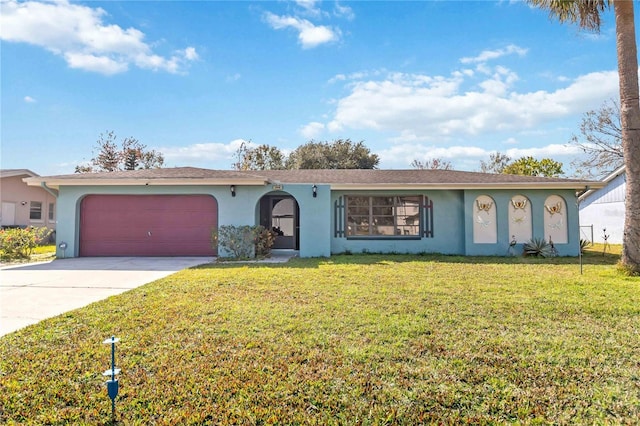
[
  {"left": 570, "top": 99, "right": 623, "bottom": 179},
  {"left": 232, "top": 141, "right": 286, "bottom": 171},
  {"left": 286, "top": 139, "right": 379, "bottom": 169},
  {"left": 502, "top": 156, "right": 564, "bottom": 177},
  {"left": 232, "top": 139, "right": 379, "bottom": 171},
  {"left": 410, "top": 158, "right": 453, "bottom": 170},
  {"left": 527, "top": 0, "right": 640, "bottom": 272},
  {"left": 479, "top": 152, "right": 512, "bottom": 174},
  {"left": 75, "top": 131, "right": 164, "bottom": 173}
]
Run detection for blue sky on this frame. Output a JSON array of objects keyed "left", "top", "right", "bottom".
[{"left": 1, "top": 0, "right": 624, "bottom": 176}]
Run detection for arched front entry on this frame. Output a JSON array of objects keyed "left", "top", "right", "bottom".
[{"left": 259, "top": 194, "right": 300, "bottom": 250}]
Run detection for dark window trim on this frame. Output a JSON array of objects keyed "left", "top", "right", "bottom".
[
  {"left": 334, "top": 197, "right": 345, "bottom": 237},
  {"left": 346, "top": 236, "right": 422, "bottom": 241}
]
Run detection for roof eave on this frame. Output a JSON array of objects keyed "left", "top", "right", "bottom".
[
  {"left": 330, "top": 182, "right": 605, "bottom": 191},
  {"left": 23, "top": 177, "right": 604, "bottom": 192},
  {"left": 578, "top": 166, "right": 626, "bottom": 201},
  {"left": 4, "top": 169, "right": 39, "bottom": 179},
  {"left": 23, "top": 177, "right": 269, "bottom": 188}
]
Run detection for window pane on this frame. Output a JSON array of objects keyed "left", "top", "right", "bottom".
[
  {"left": 347, "top": 214, "right": 369, "bottom": 236},
  {"left": 372, "top": 196, "right": 394, "bottom": 206},
  {"left": 397, "top": 196, "right": 420, "bottom": 207},
  {"left": 30, "top": 201, "right": 42, "bottom": 220},
  {"left": 372, "top": 206, "right": 393, "bottom": 216},
  {"left": 352, "top": 224, "right": 371, "bottom": 236},
  {"left": 48, "top": 203, "right": 55, "bottom": 221},
  {"left": 373, "top": 224, "right": 397, "bottom": 235},
  {"left": 396, "top": 225, "right": 419, "bottom": 236},
  {"left": 349, "top": 206, "right": 370, "bottom": 215},
  {"left": 395, "top": 196, "right": 420, "bottom": 236},
  {"left": 374, "top": 216, "right": 394, "bottom": 226},
  {"left": 348, "top": 215, "right": 369, "bottom": 225},
  {"left": 347, "top": 196, "right": 369, "bottom": 206},
  {"left": 271, "top": 199, "right": 294, "bottom": 236}
]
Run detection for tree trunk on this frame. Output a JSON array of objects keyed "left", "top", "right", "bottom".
[{"left": 616, "top": 0, "right": 640, "bottom": 272}]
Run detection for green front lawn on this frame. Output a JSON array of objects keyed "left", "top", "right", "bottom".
[{"left": 1, "top": 250, "right": 639, "bottom": 424}]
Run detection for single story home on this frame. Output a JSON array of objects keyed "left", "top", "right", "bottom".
[
  {"left": 24, "top": 167, "right": 603, "bottom": 258},
  {"left": 579, "top": 165, "right": 626, "bottom": 244},
  {"left": 1, "top": 169, "right": 57, "bottom": 230}
]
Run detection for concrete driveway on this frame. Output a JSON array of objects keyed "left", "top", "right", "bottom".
[{"left": 0, "top": 257, "right": 211, "bottom": 337}]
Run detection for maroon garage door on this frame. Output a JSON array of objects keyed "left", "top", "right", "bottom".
[{"left": 80, "top": 195, "right": 217, "bottom": 256}]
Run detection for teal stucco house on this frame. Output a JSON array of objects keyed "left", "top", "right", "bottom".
[{"left": 25, "top": 167, "right": 603, "bottom": 258}]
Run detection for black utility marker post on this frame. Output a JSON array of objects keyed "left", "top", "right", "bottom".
[{"left": 102, "top": 336, "right": 121, "bottom": 421}]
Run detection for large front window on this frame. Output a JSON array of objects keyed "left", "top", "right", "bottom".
[{"left": 346, "top": 196, "right": 421, "bottom": 237}]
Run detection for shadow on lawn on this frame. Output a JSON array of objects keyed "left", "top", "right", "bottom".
[{"left": 191, "top": 248, "right": 621, "bottom": 270}]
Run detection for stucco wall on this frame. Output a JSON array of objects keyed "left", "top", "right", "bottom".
[
  {"left": 54, "top": 183, "right": 331, "bottom": 258},
  {"left": 53, "top": 184, "right": 582, "bottom": 258},
  {"left": 464, "top": 189, "right": 581, "bottom": 256},
  {"left": 0, "top": 175, "right": 57, "bottom": 229},
  {"left": 330, "top": 190, "right": 465, "bottom": 255}
]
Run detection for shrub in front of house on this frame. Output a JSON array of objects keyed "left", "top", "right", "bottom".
[
  {"left": 254, "top": 226, "right": 276, "bottom": 257},
  {"left": 212, "top": 225, "right": 276, "bottom": 259},
  {"left": 523, "top": 237, "right": 554, "bottom": 258},
  {"left": 0, "top": 227, "right": 51, "bottom": 260}
]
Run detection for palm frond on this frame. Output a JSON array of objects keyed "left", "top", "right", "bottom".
[{"left": 527, "top": 0, "right": 611, "bottom": 31}]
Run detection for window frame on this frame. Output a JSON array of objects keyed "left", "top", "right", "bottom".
[
  {"left": 48, "top": 202, "right": 56, "bottom": 222},
  {"left": 29, "top": 201, "right": 43, "bottom": 221},
  {"left": 345, "top": 195, "right": 422, "bottom": 239}
]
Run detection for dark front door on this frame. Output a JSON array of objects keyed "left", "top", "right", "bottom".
[{"left": 260, "top": 195, "right": 299, "bottom": 249}]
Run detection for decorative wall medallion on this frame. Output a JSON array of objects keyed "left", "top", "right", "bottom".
[
  {"left": 511, "top": 198, "right": 528, "bottom": 210},
  {"left": 476, "top": 200, "right": 493, "bottom": 213},
  {"left": 545, "top": 202, "right": 562, "bottom": 216},
  {"left": 476, "top": 216, "right": 491, "bottom": 228},
  {"left": 512, "top": 216, "right": 524, "bottom": 224},
  {"left": 548, "top": 218, "right": 563, "bottom": 229}
]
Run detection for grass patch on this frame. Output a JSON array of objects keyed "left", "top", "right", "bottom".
[
  {"left": 2, "top": 252, "right": 639, "bottom": 424},
  {"left": 31, "top": 244, "right": 56, "bottom": 255}
]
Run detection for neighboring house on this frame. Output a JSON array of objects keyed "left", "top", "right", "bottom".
[
  {"left": 579, "top": 166, "right": 626, "bottom": 244},
  {"left": 1, "top": 169, "right": 57, "bottom": 230},
  {"left": 24, "top": 167, "right": 603, "bottom": 258}
]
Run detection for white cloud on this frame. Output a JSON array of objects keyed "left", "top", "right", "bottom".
[
  {"left": 460, "top": 44, "right": 528, "bottom": 64},
  {"left": 325, "top": 68, "right": 618, "bottom": 142},
  {"left": 334, "top": 2, "right": 355, "bottom": 20},
  {"left": 504, "top": 143, "right": 583, "bottom": 159},
  {"left": 226, "top": 73, "right": 241, "bottom": 82},
  {"left": 299, "top": 121, "right": 325, "bottom": 139},
  {"left": 376, "top": 142, "right": 584, "bottom": 170},
  {"left": 64, "top": 52, "right": 129, "bottom": 75},
  {"left": 328, "top": 70, "right": 374, "bottom": 84},
  {"left": 328, "top": 74, "right": 347, "bottom": 84},
  {"left": 183, "top": 47, "right": 199, "bottom": 61},
  {"left": 160, "top": 139, "right": 250, "bottom": 168},
  {"left": 263, "top": 12, "right": 340, "bottom": 48},
  {"left": 24, "top": 96, "right": 37, "bottom": 103},
  {"left": 0, "top": 0, "right": 198, "bottom": 75},
  {"left": 294, "top": 0, "right": 323, "bottom": 17},
  {"left": 504, "top": 137, "right": 518, "bottom": 145}
]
